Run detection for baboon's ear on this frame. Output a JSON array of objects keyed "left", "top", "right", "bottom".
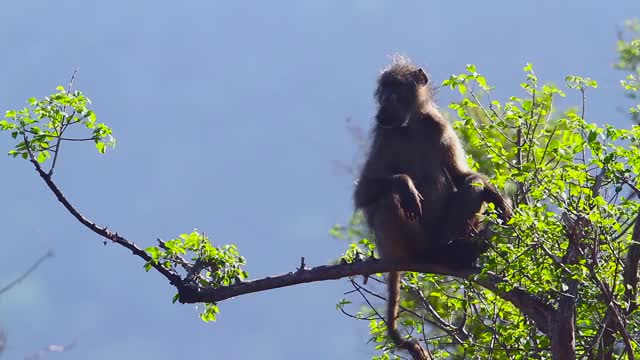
[{"left": 413, "top": 68, "right": 429, "bottom": 86}]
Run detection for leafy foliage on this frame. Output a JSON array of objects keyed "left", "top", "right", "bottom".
[
  {"left": 335, "top": 63, "right": 640, "bottom": 359},
  {"left": 615, "top": 19, "right": 640, "bottom": 123},
  {"left": 0, "top": 85, "right": 114, "bottom": 170},
  {"left": 145, "top": 230, "right": 248, "bottom": 322}
]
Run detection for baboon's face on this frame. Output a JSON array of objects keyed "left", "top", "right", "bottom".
[{"left": 374, "top": 69, "right": 428, "bottom": 128}]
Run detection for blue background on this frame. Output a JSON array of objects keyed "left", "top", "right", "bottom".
[{"left": 0, "top": 1, "right": 638, "bottom": 359}]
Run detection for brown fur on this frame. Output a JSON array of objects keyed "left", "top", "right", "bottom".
[{"left": 353, "top": 55, "right": 512, "bottom": 359}]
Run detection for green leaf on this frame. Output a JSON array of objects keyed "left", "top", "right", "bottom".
[
  {"left": 146, "top": 246, "right": 160, "bottom": 260},
  {"left": 476, "top": 75, "right": 488, "bottom": 89},
  {"left": 0, "top": 120, "right": 15, "bottom": 131},
  {"left": 200, "top": 304, "right": 220, "bottom": 322},
  {"left": 36, "top": 151, "right": 49, "bottom": 163},
  {"left": 466, "top": 64, "right": 477, "bottom": 73}
]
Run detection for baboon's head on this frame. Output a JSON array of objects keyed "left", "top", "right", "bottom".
[{"left": 374, "top": 55, "right": 430, "bottom": 128}]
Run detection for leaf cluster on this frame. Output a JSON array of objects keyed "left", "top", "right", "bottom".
[
  {"left": 146, "top": 230, "right": 249, "bottom": 321},
  {"left": 0, "top": 85, "right": 114, "bottom": 172}
]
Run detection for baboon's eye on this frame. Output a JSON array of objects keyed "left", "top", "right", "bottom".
[{"left": 383, "top": 80, "right": 406, "bottom": 92}]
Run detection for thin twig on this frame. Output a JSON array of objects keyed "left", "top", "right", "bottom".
[
  {"left": 49, "top": 69, "right": 78, "bottom": 176},
  {"left": 0, "top": 250, "right": 54, "bottom": 296}
]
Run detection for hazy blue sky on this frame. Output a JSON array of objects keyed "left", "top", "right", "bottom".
[{"left": 0, "top": 1, "right": 638, "bottom": 359}]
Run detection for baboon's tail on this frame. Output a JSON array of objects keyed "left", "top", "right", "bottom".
[{"left": 387, "top": 271, "right": 431, "bottom": 360}]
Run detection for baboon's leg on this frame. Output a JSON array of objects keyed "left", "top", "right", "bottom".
[
  {"left": 424, "top": 175, "right": 488, "bottom": 268},
  {"left": 440, "top": 175, "right": 487, "bottom": 242},
  {"left": 368, "top": 193, "right": 426, "bottom": 263}
]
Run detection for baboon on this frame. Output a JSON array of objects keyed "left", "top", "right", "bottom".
[{"left": 353, "top": 55, "right": 512, "bottom": 359}]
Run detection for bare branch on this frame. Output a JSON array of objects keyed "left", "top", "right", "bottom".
[
  {"left": 178, "top": 260, "right": 554, "bottom": 335},
  {"left": 623, "top": 178, "right": 640, "bottom": 197},
  {"left": 59, "top": 137, "right": 98, "bottom": 142},
  {"left": 66, "top": 68, "right": 78, "bottom": 93},
  {"left": 0, "top": 250, "right": 53, "bottom": 296},
  {"left": 27, "top": 157, "right": 182, "bottom": 286}
]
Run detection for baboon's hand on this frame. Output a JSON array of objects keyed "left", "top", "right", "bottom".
[
  {"left": 500, "top": 199, "right": 514, "bottom": 223},
  {"left": 482, "top": 185, "right": 514, "bottom": 224},
  {"left": 391, "top": 175, "right": 423, "bottom": 221}
]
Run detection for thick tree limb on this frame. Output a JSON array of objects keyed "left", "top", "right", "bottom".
[
  {"left": 177, "top": 261, "right": 554, "bottom": 335},
  {"left": 178, "top": 261, "right": 468, "bottom": 302},
  {"left": 476, "top": 275, "right": 554, "bottom": 334},
  {"left": 549, "top": 213, "right": 582, "bottom": 360}
]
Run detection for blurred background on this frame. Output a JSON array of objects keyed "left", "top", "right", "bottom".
[{"left": 0, "top": 1, "right": 638, "bottom": 359}]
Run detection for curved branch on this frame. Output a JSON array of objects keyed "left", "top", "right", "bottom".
[
  {"left": 28, "top": 158, "right": 182, "bottom": 286},
  {"left": 0, "top": 250, "right": 53, "bottom": 296}
]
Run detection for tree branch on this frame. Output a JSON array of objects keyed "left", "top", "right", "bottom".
[
  {"left": 595, "top": 211, "right": 640, "bottom": 360},
  {"left": 0, "top": 250, "right": 54, "bottom": 296},
  {"left": 623, "top": 212, "right": 640, "bottom": 314},
  {"left": 27, "top": 156, "right": 182, "bottom": 286},
  {"left": 548, "top": 213, "right": 583, "bottom": 360},
  {"left": 177, "top": 261, "right": 554, "bottom": 334},
  {"left": 473, "top": 273, "right": 554, "bottom": 335}
]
